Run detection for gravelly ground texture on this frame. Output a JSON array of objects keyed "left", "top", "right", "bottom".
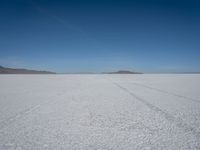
[{"left": 0, "top": 74, "right": 200, "bottom": 150}]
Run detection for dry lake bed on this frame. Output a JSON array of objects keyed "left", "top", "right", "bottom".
[{"left": 0, "top": 74, "right": 200, "bottom": 149}]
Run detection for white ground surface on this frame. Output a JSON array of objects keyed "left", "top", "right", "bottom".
[{"left": 0, "top": 74, "right": 200, "bottom": 149}]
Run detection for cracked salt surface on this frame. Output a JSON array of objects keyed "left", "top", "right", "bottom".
[{"left": 0, "top": 74, "right": 200, "bottom": 149}]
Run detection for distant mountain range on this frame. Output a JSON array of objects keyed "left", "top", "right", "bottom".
[
  {"left": 102, "top": 70, "right": 142, "bottom": 74},
  {"left": 0, "top": 66, "right": 56, "bottom": 74}
]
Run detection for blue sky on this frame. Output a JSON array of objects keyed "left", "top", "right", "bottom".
[{"left": 0, "top": 0, "right": 200, "bottom": 73}]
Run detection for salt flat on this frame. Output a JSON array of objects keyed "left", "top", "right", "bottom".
[{"left": 0, "top": 74, "right": 200, "bottom": 149}]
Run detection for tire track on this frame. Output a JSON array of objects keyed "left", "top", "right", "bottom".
[
  {"left": 0, "top": 98, "right": 58, "bottom": 131},
  {"left": 104, "top": 77, "right": 200, "bottom": 139},
  {"left": 130, "top": 82, "right": 200, "bottom": 103},
  {"left": 0, "top": 104, "right": 42, "bottom": 130}
]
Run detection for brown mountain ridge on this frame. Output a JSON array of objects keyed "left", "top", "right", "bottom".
[
  {"left": 0, "top": 66, "right": 56, "bottom": 74},
  {"left": 103, "top": 70, "right": 142, "bottom": 74}
]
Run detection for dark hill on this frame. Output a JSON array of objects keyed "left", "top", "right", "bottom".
[
  {"left": 0, "top": 66, "right": 56, "bottom": 74},
  {"left": 103, "top": 70, "right": 142, "bottom": 74}
]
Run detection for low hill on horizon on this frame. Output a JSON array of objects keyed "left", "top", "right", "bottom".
[
  {"left": 103, "top": 70, "right": 142, "bottom": 74},
  {"left": 0, "top": 66, "right": 56, "bottom": 74}
]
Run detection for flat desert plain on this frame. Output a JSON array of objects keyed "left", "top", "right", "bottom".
[{"left": 0, "top": 74, "right": 200, "bottom": 149}]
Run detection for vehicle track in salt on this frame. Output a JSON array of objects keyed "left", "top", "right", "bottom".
[
  {"left": 130, "top": 82, "right": 200, "bottom": 103},
  {"left": 0, "top": 97, "right": 60, "bottom": 131},
  {"left": 104, "top": 77, "right": 200, "bottom": 140},
  {"left": 0, "top": 104, "right": 42, "bottom": 130}
]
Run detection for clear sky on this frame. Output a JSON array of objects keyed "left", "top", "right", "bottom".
[{"left": 0, "top": 0, "right": 200, "bottom": 73}]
